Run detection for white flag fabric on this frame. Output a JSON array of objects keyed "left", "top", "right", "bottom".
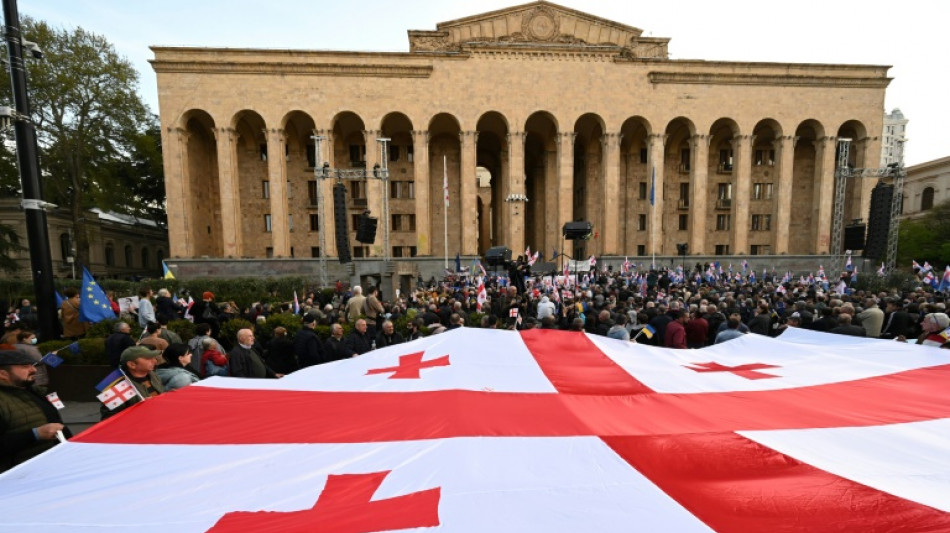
[{"left": 3, "top": 328, "right": 950, "bottom": 532}]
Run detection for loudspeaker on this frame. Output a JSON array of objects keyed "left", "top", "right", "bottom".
[
  {"left": 844, "top": 223, "right": 866, "bottom": 251},
  {"left": 562, "top": 221, "right": 593, "bottom": 240},
  {"left": 864, "top": 182, "right": 893, "bottom": 260},
  {"left": 333, "top": 183, "right": 352, "bottom": 263},
  {"left": 485, "top": 246, "right": 511, "bottom": 266},
  {"left": 355, "top": 212, "right": 378, "bottom": 244}
]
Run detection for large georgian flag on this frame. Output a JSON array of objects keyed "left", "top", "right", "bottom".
[{"left": 3, "top": 328, "right": 950, "bottom": 532}]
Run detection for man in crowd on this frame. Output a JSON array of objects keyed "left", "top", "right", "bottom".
[
  {"left": 363, "top": 286, "right": 385, "bottom": 338},
  {"left": 326, "top": 323, "right": 355, "bottom": 361},
  {"left": 105, "top": 321, "right": 135, "bottom": 368},
  {"left": 136, "top": 286, "right": 156, "bottom": 329},
  {"left": 345, "top": 286, "right": 366, "bottom": 323},
  {"left": 375, "top": 320, "right": 404, "bottom": 348},
  {"left": 0, "top": 347, "right": 70, "bottom": 472},
  {"left": 663, "top": 309, "right": 688, "bottom": 349},
  {"left": 295, "top": 315, "right": 327, "bottom": 368},
  {"left": 344, "top": 319, "right": 373, "bottom": 355},
  {"left": 101, "top": 345, "right": 164, "bottom": 420},
  {"left": 855, "top": 297, "right": 885, "bottom": 338},
  {"left": 229, "top": 329, "right": 281, "bottom": 378}
]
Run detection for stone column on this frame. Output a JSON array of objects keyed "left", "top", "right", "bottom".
[
  {"left": 459, "top": 130, "right": 479, "bottom": 255},
  {"left": 689, "top": 134, "right": 710, "bottom": 255},
  {"left": 557, "top": 132, "right": 576, "bottom": 253},
  {"left": 855, "top": 136, "right": 881, "bottom": 223},
  {"left": 411, "top": 130, "right": 431, "bottom": 255},
  {"left": 316, "top": 129, "right": 336, "bottom": 258},
  {"left": 544, "top": 142, "right": 558, "bottom": 256},
  {"left": 773, "top": 135, "right": 797, "bottom": 254},
  {"left": 164, "top": 127, "right": 191, "bottom": 257},
  {"left": 815, "top": 136, "right": 837, "bottom": 253},
  {"left": 215, "top": 127, "right": 243, "bottom": 257},
  {"left": 601, "top": 132, "right": 622, "bottom": 254},
  {"left": 507, "top": 131, "right": 526, "bottom": 255},
  {"left": 363, "top": 130, "right": 381, "bottom": 257},
  {"left": 266, "top": 128, "right": 289, "bottom": 257},
  {"left": 647, "top": 133, "right": 667, "bottom": 256},
  {"left": 731, "top": 134, "right": 753, "bottom": 255}
]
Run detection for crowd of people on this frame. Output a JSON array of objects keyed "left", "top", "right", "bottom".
[{"left": 3, "top": 259, "right": 950, "bottom": 470}]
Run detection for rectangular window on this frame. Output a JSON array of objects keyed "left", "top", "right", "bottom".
[
  {"left": 639, "top": 148, "right": 648, "bottom": 164},
  {"left": 264, "top": 214, "right": 272, "bottom": 233},
  {"left": 390, "top": 181, "right": 415, "bottom": 199},
  {"left": 750, "top": 244, "right": 771, "bottom": 256},
  {"left": 310, "top": 247, "right": 321, "bottom": 258},
  {"left": 349, "top": 144, "right": 365, "bottom": 164},
  {"left": 350, "top": 181, "right": 366, "bottom": 199},
  {"left": 353, "top": 246, "right": 368, "bottom": 258},
  {"left": 262, "top": 181, "right": 270, "bottom": 199},
  {"left": 679, "top": 183, "right": 689, "bottom": 205},
  {"left": 260, "top": 143, "right": 267, "bottom": 161},
  {"left": 678, "top": 214, "right": 688, "bottom": 231},
  {"left": 719, "top": 148, "right": 733, "bottom": 172},
  {"left": 638, "top": 214, "right": 647, "bottom": 231},
  {"left": 716, "top": 214, "right": 730, "bottom": 231},
  {"left": 639, "top": 182, "right": 647, "bottom": 200},
  {"left": 266, "top": 247, "right": 274, "bottom": 258},
  {"left": 637, "top": 244, "right": 646, "bottom": 256},
  {"left": 308, "top": 180, "right": 318, "bottom": 206},
  {"left": 351, "top": 214, "right": 361, "bottom": 229},
  {"left": 717, "top": 183, "right": 732, "bottom": 200},
  {"left": 306, "top": 144, "right": 316, "bottom": 168},
  {"left": 393, "top": 246, "right": 404, "bottom": 258},
  {"left": 680, "top": 148, "right": 690, "bottom": 172},
  {"left": 715, "top": 244, "right": 730, "bottom": 256},
  {"left": 286, "top": 181, "right": 293, "bottom": 199},
  {"left": 409, "top": 246, "right": 417, "bottom": 257},
  {"left": 391, "top": 214, "right": 416, "bottom": 231},
  {"left": 751, "top": 214, "right": 772, "bottom": 231},
  {"left": 752, "top": 183, "right": 773, "bottom": 200},
  {"left": 309, "top": 214, "right": 319, "bottom": 231},
  {"left": 288, "top": 214, "right": 293, "bottom": 232},
  {"left": 407, "top": 144, "right": 414, "bottom": 162},
  {"left": 390, "top": 145, "right": 400, "bottom": 162}
]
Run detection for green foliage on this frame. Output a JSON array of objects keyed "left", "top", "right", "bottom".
[
  {"left": 220, "top": 318, "right": 254, "bottom": 344},
  {"left": 0, "top": 18, "right": 158, "bottom": 267},
  {"left": 897, "top": 199, "right": 950, "bottom": 267},
  {"left": 0, "top": 223, "right": 24, "bottom": 273},
  {"left": 851, "top": 271, "right": 920, "bottom": 294},
  {"left": 167, "top": 319, "right": 196, "bottom": 342},
  {"left": 83, "top": 318, "right": 142, "bottom": 340},
  {"left": 256, "top": 313, "right": 303, "bottom": 345},
  {"left": 313, "top": 322, "right": 353, "bottom": 341},
  {"left": 36, "top": 338, "right": 107, "bottom": 365}
]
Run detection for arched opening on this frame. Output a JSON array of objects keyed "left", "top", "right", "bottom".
[
  {"left": 105, "top": 242, "right": 115, "bottom": 268},
  {"left": 332, "top": 111, "right": 368, "bottom": 257},
  {"left": 232, "top": 110, "right": 269, "bottom": 257},
  {"left": 620, "top": 117, "right": 651, "bottom": 256},
  {"left": 428, "top": 113, "right": 462, "bottom": 259},
  {"left": 921, "top": 186, "right": 935, "bottom": 211},
  {"left": 664, "top": 117, "right": 696, "bottom": 256},
  {"left": 124, "top": 245, "right": 133, "bottom": 268},
  {"left": 837, "top": 120, "right": 869, "bottom": 225},
  {"left": 476, "top": 112, "right": 509, "bottom": 255},
  {"left": 524, "top": 111, "right": 558, "bottom": 257},
  {"left": 381, "top": 112, "right": 416, "bottom": 258},
  {"left": 141, "top": 247, "right": 150, "bottom": 270},
  {"left": 790, "top": 120, "right": 825, "bottom": 254},
  {"left": 751, "top": 119, "right": 781, "bottom": 255},
  {"left": 181, "top": 110, "right": 221, "bottom": 257},
  {"left": 573, "top": 113, "right": 605, "bottom": 257},
  {"left": 283, "top": 111, "right": 318, "bottom": 257}
]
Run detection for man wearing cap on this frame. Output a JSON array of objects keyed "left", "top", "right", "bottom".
[
  {"left": 0, "top": 347, "right": 71, "bottom": 472},
  {"left": 101, "top": 345, "right": 165, "bottom": 420},
  {"left": 295, "top": 315, "right": 327, "bottom": 368}
]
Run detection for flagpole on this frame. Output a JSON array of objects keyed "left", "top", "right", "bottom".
[
  {"left": 650, "top": 165, "right": 656, "bottom": 270},
  {"left": 444, "top": 155, "right": 448, "bottom": 270}
]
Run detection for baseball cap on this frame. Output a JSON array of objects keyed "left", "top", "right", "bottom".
[
  {"left": 0, "top": 349, "right": 36, "bottom": 366},
  {"left": 120, "top": 345, "right": 161, "bottom": 364}
]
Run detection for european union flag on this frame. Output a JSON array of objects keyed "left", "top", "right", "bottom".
[
  {"left": 55, "top": 291, "right": 64, "bottom": 308},
  {"left": 40, "top": 352, "right": 64, "bottom": 368},
  {"left": 66, "top": 342, "right": 80, "bottom": 354},
  {"left": 79, "top": 266, "right": 116, "bottom": 323}
]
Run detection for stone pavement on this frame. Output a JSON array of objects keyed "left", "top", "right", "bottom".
[{"left": 61, "top": 401, "right": 101, "bottom": 436}]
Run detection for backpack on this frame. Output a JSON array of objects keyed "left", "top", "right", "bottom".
[
  {"left": 201, "top": 305, "right": 216, "bottom": 321},
  {"left": 204, "top": 358, "right": 229, "bottom": 377}
]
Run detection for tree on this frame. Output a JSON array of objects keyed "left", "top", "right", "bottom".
[
  {"left": 0, "top": 222, "right": 24, "bottom": 273},
  {"left": 0, "top": 18, "right": 161, "bottom": 268},
  {"left": 897, "top": 198, "right": 950, "bottom": 267}
]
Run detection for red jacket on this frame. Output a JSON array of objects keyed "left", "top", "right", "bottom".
[
  {"left": 664, "top": 320, "right": 687, "bottom": 349},
  {"left": 199, "top": 348, "right": 228, "bottom": 377}
]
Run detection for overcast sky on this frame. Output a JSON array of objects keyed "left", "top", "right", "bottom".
[{"left": 17, "top": 0, "right": 950, "bottom": 166}]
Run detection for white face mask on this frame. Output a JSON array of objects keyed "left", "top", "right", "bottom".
[{"left": 29, "top": 338, "right": 37, "bottom": 345}]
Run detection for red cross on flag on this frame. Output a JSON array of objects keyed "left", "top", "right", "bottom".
[{"left": 4, "top": 328, "right": 950, "bottom": 531}]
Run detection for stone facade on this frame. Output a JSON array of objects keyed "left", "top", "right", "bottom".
[
  {"left": 152, "top": 1, "right": 889, "bottom": 269},
  {"left": 880, "top": 108, "right": 908, "bottom": 168},
  {"left": 902, "top": 155, "right": 950, "bottom": 220},
  {"left": 0, "top": 199, "right": 169, "bottom": 280}
]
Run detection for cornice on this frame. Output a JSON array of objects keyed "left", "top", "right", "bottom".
[
  {"left": 648, "top": 72, "right": 891, "bottom": 89},
  {"left": 150, "top": 60, "right": 433, "bottom": 78}
]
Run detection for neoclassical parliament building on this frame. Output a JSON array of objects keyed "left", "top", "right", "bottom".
[{"left": 153, "top": 1, "right": 890, "bottom": 277}]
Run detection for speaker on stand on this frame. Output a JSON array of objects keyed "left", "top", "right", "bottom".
[{"left": 333, "top": 183, "right": 352, "bottom": 263}]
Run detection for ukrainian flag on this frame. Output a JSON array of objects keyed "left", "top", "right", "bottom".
[
  {"left": 641, "top": 325, "right": 656, "bottom": 339},
  {"left": 162, "top": 261, "right": 175, "bottom": 280}
]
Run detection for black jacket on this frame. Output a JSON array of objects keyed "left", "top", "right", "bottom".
[
  {"left": 325, "top": 336, "right": 355, "bottom": 361},
  {"left": 266, "top": 336, "right": 299, "bottom": 374},
  {"left": 375, "top": 331, "right": 405, "bottom": 349},
  {"left": 294, "top": 327, "right": 327, "bottom": 368},
  {"left": 344, "top": 331, "right": 373, "bottom": 355},
  {"left": 105, "top": 332, "right": 136, "bottom": 368}
]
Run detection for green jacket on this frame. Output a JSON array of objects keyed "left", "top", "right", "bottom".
[
  {"left": 99, "top": 371, "right": 165, "bottom": 421},
  {"left": 0, "top": 384, "right": 70, "bottom": 472}
]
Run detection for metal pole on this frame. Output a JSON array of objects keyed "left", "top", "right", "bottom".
[
  {"left": 3, "top": 0, "right": 59, "bottom": 340},
  {"left": 312, "top": 134, "right": 328, "bottom": 289}
]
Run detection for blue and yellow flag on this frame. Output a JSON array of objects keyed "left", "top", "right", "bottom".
[
  {"left": 79, "top": 267, "right": 116, "bottom": 323},
  {"left": 641, "top": 324, "right": 656, "bottom": 339},
  {"left": 162, "top": 261, "right": 175, "bottom": 280}
]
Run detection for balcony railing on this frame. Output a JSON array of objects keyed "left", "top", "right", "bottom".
[
  {"left": 678, "top": 163, "right": 691, "bottom": 173},
  {"left": 717, "top": 162, "right": 733, "bottom": 174},
  {"left": 678, "top": 198, "right": 690, "bottom": 209},
  {"left": 716, "top": 198, "right": 732, "bottom": 210}
]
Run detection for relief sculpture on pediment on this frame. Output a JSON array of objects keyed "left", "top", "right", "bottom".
[{"left": 522, "top": 5, "right": 560, "bottom": 42}]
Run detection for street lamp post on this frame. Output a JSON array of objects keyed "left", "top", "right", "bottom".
[{"left": 2, "top": 0, "right": 58, "bottom": 340}]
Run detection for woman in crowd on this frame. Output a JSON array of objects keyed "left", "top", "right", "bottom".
[{"left": 155, "top": 343, "right": 200, "bottom": 391}]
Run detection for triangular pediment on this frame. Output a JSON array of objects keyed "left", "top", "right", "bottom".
[{"left": 408, "top": 1, "right": 669, "bottom": 59}]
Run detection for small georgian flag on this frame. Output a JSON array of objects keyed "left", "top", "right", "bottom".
[
  {"left": 46, "top": 392, "right": 65, "bottom": 410},
  {"left": 97, "top": 380, "right": 137, "bottom": 411}
]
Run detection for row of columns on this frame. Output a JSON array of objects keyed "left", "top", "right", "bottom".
[{"left": 165, "top": 124, "right": 854, "bottom": 259}]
